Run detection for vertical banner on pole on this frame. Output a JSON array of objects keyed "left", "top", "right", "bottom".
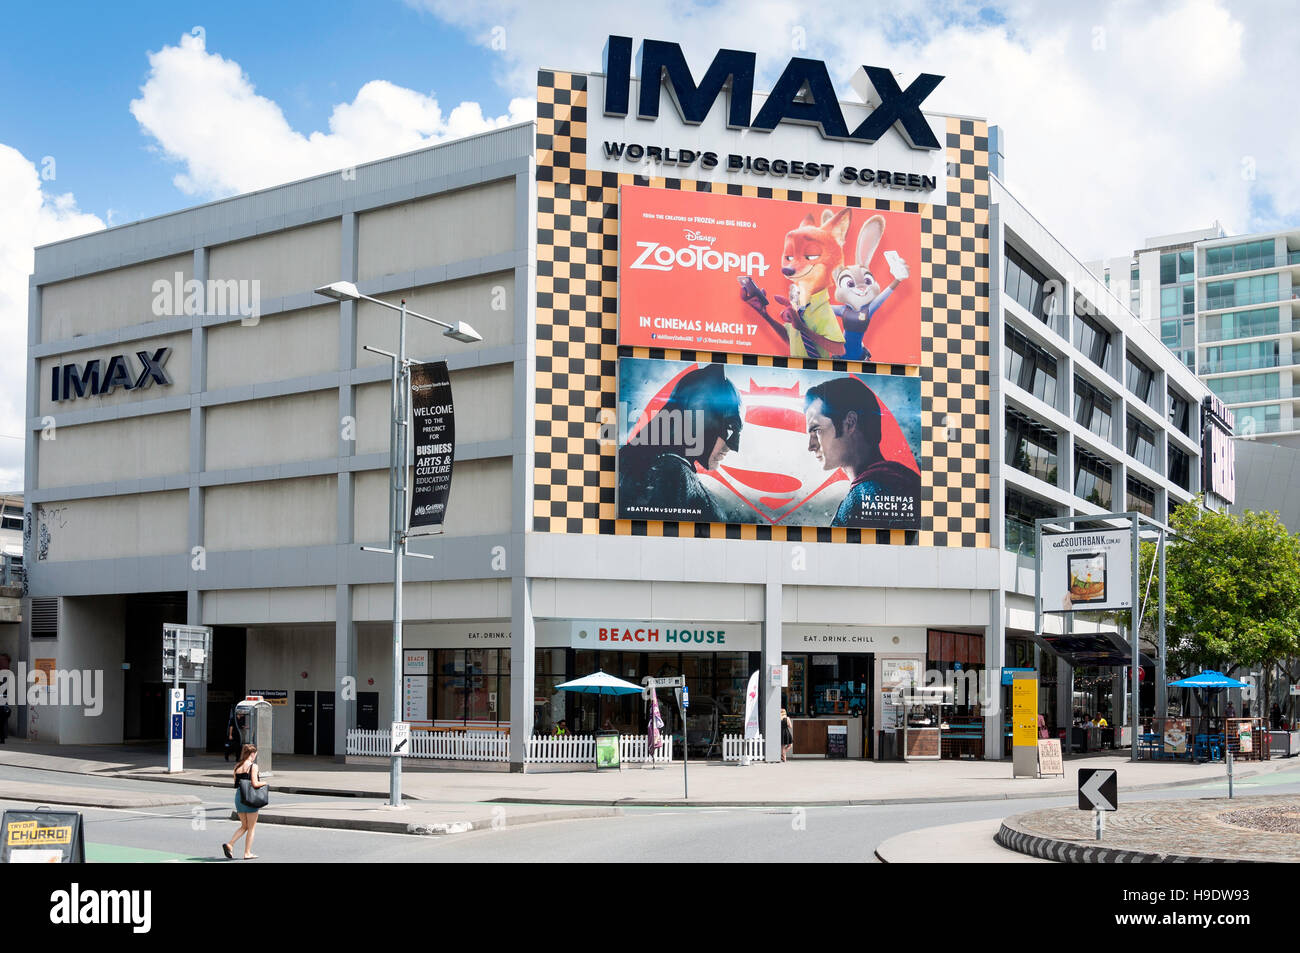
[{"left": 408, "top": 360, "right": 454, "bottom": 536}]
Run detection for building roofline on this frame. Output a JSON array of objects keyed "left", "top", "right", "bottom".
[{"left": 35, "top": 120, "right": 537, "bottom": 254}]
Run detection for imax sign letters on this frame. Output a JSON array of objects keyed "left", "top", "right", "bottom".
[
  {"left": 603, "top": 36, "right": 944, "bottom": 150},
  {"left": 52, "top": 348, "right": 171, "bottom": 402}
]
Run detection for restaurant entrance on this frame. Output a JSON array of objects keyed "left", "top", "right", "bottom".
[{"left": 782, "top": 653, "right": 874, "bottom": 759}]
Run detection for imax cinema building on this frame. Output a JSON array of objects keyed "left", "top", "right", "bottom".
[{"left": 19, "top": 37, "right": 1226, "bottom": 763}]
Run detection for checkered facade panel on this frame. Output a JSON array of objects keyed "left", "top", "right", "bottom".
[{"left": 534, "top": 70, "right": 990, "bottom": 547}]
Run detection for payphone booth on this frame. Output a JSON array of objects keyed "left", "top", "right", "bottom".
[{"left": 236, "top": 698, "right": 273, "bottom": 775}]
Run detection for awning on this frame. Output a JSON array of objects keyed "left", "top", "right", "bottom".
[{"left": 1032, "top": 631, "right": 1156, "bottom": 668}]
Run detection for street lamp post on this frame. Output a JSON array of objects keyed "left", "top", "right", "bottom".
[{"left": 315, "top": 281, "right": 480, "bottom": 807}]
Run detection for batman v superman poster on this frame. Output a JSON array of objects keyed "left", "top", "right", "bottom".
[{"left": 616, "top": 358, "right": 922, "bottom": 529}]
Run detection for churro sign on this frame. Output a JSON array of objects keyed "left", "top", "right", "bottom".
[
  {"left": 1040, "top": 529, "right": 1133, "bottom": 613},
  {"left": 618, "top": 186, "right": 921, "bottom": 364}
]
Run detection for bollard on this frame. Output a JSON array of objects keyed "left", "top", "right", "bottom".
[{"left": 1227, "top": 748, "right": 1234, "bottom": 799}]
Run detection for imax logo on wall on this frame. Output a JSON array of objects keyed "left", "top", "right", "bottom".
[
  {"left": 603, "top": 35, "right": 944, "bottom": 150},
  {"left": 51, "top": 348, "right": 171, "bottom": 402}
]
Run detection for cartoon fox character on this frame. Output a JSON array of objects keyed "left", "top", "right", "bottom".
[{"left": 739, "top": 208, "right": 851, "bottom": 359}]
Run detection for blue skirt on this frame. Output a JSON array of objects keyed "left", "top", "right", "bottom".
[{"left": 235, "top": 789, "right": 258, "bottom": 814}]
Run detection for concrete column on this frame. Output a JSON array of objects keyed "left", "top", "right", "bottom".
[
  {"left": 186, "top": 588, "right": 205, "bottom": 749},
  {"left": 334, "top": 584, "right": 356, "bottom": 761},
  {"left": 763, "top": 567, "right": 782, "bottom": 763},
  {"left": 985, "top": 588, "right": 1005, "bottom": 759},
  {"left": 509, "top": 575, "right": 535, "bottom": 769},
  {"left": 187, "top": 247, "right": 208, "bottom": 751}
]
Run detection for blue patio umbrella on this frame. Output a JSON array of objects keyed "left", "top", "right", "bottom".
[
  {"left": 1168, "top": 670, "right": 1250, "bottom": 689},
  {"left": 1168, "top": 671, "right": 1250, "bottom": 761}
]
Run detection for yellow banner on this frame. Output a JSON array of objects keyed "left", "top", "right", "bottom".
[
  {"left": 6, "top": 820, "right": 72, "bottom": 846},
  {"left": 1012, "top": 678, "right": 1038, "bottom": 748}
]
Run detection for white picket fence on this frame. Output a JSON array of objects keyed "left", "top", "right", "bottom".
[
  {"left": 723, "top": 733, "right": 766, "bottom": 762},
  {"left": 347, "top": 729, "right": 674, "bottom": 764},
  {"left": 526, "top": 733, "right": 675, "bottom": 764}
]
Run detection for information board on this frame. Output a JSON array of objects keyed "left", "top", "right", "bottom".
[
  {"left": 826, "top": 724, "right": 848, "bottom": 759},
  {"left": 1037, "top": 739, "right": 1064, "bottom": 777}
]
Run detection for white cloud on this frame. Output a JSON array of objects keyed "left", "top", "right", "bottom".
[
  {"left": 0, "top": 145, "right": 104, "bottom": 493},
  {"left": 412, "top": 0, "right": 1300, "bottom": 260},
  {"left": 129, "top": 32, "right": 535, "bottom": 197}
]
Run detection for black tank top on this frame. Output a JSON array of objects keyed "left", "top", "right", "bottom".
[{"left": 234, "top": 769, "right": 252, "bottom": 789}]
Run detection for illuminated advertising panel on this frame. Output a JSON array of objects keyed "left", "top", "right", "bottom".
[
  {"left": 616, "top": 357, "right": 921, "bottom": 529},
  {"left": 618, "top": 186, "right": 922, "bottom": 364}
]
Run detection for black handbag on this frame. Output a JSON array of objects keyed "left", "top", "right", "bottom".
[{"left": 239, "top": 778, "right": 269, "bottom": 809}]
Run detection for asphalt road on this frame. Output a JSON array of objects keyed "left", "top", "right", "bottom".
[{"left": 3, "top": 761, "right": 1299, "bottom": 863}]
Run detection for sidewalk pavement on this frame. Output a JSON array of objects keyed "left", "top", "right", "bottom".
[{"left": 0, "top": 740, "right": 1292, "bottom": 846}]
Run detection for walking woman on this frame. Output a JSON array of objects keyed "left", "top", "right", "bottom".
[
  {"left": 780, "top": 708, "right": 794, "bottom": 762},
  {"left": 223, "top": 743, "right": 267, "bottom": 860}
]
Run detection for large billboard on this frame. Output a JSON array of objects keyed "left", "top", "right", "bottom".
[
  {"left": 616, "top": 357, "right": 921, "bottom": 529},
  {"left": 1040, "top": 529, "right": 1133, "bottom": 613},
  {"left": 618, "top": 187, "right": 922, "bottom": 364}
]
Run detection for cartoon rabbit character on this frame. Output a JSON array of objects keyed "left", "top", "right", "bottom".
[{"left": 832, "top": 214, "right": 909, "bottom": 362}]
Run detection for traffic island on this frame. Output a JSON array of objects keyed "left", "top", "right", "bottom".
[{"left": 997, "top": 794, "right": 1300, "bottom": 862}]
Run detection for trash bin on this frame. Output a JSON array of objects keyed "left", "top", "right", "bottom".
[{"left": 235, "top": 698, "right": 273, "bottom": 775}]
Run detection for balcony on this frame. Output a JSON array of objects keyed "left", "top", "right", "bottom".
[
  {"left": 1005, "top": 516, "right": 1038, "bottom": 558},
  {"left": 1202, "top": 250, "right": 1300, "bottom": 277},
  {"left": 1204, "top": 289, "right": 1300, "bottom": 312},
  {"left": 1199, "top": 354, "right": 1293, "bottom": 375},
  {"left": 1200, "top": 318, "right": 1300, "bottom": 344},
  {"left": 1235, "top": 414, "right": 1295, "bottom": 437}
]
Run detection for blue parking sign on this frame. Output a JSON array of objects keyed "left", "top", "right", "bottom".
[
  {"left": 171, "top": 714, "right": 183, "bottom": 740},
  {"left": 185, "top": 696, "right": 196, "bottom": 718}
]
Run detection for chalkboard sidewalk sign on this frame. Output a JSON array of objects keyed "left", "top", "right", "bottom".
[{"left": 827, "top": 724, "right": 848, "bottom": 759}]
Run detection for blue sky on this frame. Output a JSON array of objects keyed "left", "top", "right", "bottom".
[{"left": 0, "top": 1, "right": 514, "bottom": 224}]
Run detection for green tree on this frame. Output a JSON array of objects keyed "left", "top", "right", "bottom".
[{"left": 1136, "top": 499, "right": 1300, "bottom": 693}]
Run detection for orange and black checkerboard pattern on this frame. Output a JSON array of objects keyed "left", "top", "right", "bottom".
[{"left": 534, "top": 70, "right": 990, "bottom": 547}]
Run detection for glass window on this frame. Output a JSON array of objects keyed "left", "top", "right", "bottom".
[
  {"left": 1177, "top": 250, "right": 1194, "bottom": 282},
  {"left": 1169, "top": 447, "right": 1190, "bottom": 490},
  {"left": 1126, "top": 477, "right": 1156, "bottom": 518},
  {"left": 1168, "top": 392, "right": 1191, "bottom": 436},
  {"left": 1006, "top": 409, "right": 1059, "bottom": 485},
  {"left": 1127, "top": 415, "right": 1158, "bottom": 470},
  {"left": 1005, "top": 246, "right": 1049, "bottom": 321},
  {"left": 1074, "top": 376, "right": 1114, "bottom": 442},
  {"left": 1074, "top": 450, "right": 1113, "bottom": 508},
  {"left": 1125, "top": 353, "right": 1154, "bottom": 405},
  {"left": 1073, "top": 313, "right": 1111, "bottom": 368},
  {"left": 1004, "top": 326, "right": 1059, "bottom": 406},
  {"left": 1160, "top": 253, "right": 1176, "bottom": 285}
]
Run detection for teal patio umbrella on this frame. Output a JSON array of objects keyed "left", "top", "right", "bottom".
[{"left": 555, "top": 671, "right": 646, "bottom": 732}]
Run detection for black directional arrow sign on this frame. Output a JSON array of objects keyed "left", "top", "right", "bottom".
[{"left": 1078, "top": 768, "right": 1118, "bottom": 811}]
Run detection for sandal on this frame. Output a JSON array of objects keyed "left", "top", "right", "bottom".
[
  {"left": 244, "top": 854, "right": 258, "bottom": 860},
  {"left": 222, "top": 843, "right": 233, "bottom": 859}
]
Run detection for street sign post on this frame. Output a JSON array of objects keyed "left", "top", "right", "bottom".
[
  {"left": 674, "top": 685, "right": 689, "bottom": 800},
  {"left": 162, "top": 623, "right": 213, "bottom": 774},
  {"left": 1078, "top": 768, "right": 1117, "bottom": 841},
  {"left": 391, "top": 722, "right": 410, "bottom": 756}
]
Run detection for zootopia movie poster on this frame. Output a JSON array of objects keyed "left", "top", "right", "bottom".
[{"left": 616, "top": 357, "right": 922, "bottom": 529}]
